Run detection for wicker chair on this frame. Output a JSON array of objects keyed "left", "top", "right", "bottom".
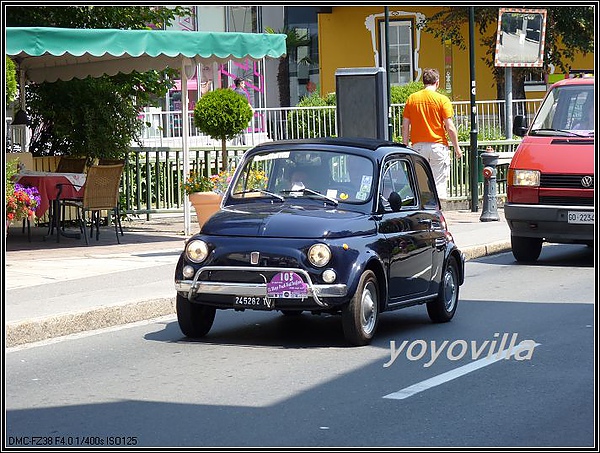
[
  {"left": 60, "top": 164, "right": 125, "bottom": 245},
  {"left": 98, "top": 158, "right": 125, "bottom": 166},
  {"left": 55, "top": 157, "right": 87, "bottom": 173}
]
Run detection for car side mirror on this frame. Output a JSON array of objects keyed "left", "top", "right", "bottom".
[
  {"left": 513, "top": 115, "right": 528, "bottom": 137},
  {"left": 388, "top": 191, "right": 402, "bottom": 212}
]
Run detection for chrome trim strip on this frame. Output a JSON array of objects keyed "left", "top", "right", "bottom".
[{"left": 175, "top": 266, "right": 348, "bottom": 307}]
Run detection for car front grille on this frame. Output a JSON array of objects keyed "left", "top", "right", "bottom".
[
  {"left": 540, "top": 174, "right": 594, "bottom": 189},
  {"left": 539, "top": 196, "right": 594, "bottom": 206}
]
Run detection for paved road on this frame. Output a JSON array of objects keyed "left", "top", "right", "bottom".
[{"left": 5, "top": 245, "right": 594, "bottom": 447}]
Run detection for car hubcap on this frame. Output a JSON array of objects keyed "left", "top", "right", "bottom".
[
  {"left": 443, "top": 268, "right": 457, "bottom": 312},
  {"left": 361, "top": 282, "right": 377, "bottom": 335}
]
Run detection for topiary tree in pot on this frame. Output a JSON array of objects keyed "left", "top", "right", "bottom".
[{"left": 193, "top": 88, "right": 253, "bottom": 172}]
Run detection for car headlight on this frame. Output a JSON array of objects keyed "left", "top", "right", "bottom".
[
  {"left": 186, "top": 239, "right": 209, "bottom": 263},
  {"left": 509, "top": 169, "right": 540, "bottom": 187},
  {"left": 308, "top": 243, "right": 331, "bottom": 267}
]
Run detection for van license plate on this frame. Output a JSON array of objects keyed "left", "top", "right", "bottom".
[{"left": 567, "top": 211, "right": 594, "bottom": 224}]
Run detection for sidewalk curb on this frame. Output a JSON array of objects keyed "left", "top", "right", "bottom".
[
  {"left": 5, "top": 242, "right": 511, "bottom": 348},
  {"left": 6, "top": 298, "right": 175, "bottom": 348}
]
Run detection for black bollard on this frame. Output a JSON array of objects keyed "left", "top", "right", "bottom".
[{"left": 480, "top": 151, "right": 500, "bottom": 222}]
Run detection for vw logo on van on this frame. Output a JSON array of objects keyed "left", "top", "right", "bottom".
[{"left": 581, "top": 175, "right": 593, "bottom": 188}]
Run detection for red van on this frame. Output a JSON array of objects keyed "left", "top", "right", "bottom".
[{"left": 505, "top": 76, "right": 594, "bottom": 262}]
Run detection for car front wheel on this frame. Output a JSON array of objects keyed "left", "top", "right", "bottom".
[
  {"left": 176, "top": 294, "right": 216, "bottom": 338},
  {"left": 427, "top": 256, "right": 459, "bottom": 323},
  {"left": 511, "top": 235, "right": 543, "bottom": 262},
  {"left": 342, "top": 270, "right": 379, "bottom": 346}
]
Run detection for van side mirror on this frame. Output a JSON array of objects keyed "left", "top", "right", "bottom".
[{"left": 513, "top": 115, "right": 528, "bottom": 137}]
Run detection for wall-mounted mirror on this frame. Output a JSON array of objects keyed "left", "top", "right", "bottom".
[{"left": 495, "top": 8, "right": 547, "bottom": 67}]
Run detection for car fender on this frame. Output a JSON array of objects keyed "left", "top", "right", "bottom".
[{"left": 343, "top": 248, "right": 388, "bottom": 306}]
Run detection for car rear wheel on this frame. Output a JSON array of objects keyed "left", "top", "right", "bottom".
[
  {"left": 427, "top": 256, "right": 459, "bottom": 323},
  {"left": 511, "top": 235, "right": 543, "bottom": 262},
  {"left": 342, "top": 270, "right": 379, "bottom": 346},
  {"left": 176, "top": 294, "right": 216, "bottom": 338}
]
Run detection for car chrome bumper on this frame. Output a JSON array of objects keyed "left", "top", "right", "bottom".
[{"left": 175, "top": 266, "right": 348, "bottom": 307}]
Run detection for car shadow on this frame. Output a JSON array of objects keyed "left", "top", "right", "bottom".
[{"left": 145, "top": 304, "right": 440, "bottom": 350}]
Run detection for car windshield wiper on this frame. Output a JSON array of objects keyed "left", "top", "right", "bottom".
[
  {"left": 232, "top": 189, "right": 285, "bottom": 202},
  {"left": 280, "top": 188, "right": 339, "bottom": 206},
  {"left": 530, "top": 128, "right": 591, "bottom": 138}
]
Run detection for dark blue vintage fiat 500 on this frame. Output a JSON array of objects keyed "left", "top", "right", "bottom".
[{"left": 175, "top": 138, "right": 465, "bottom": 345}]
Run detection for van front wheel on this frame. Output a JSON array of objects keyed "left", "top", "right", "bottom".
[{"left": 511, "top": 235, "right": 542, "bottom": 262}]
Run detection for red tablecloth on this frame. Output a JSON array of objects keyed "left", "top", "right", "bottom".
[{"left": 16, "top": 173, "right": 86, "bottom": 217}]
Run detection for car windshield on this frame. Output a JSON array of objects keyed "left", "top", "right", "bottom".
[
  {"left": 228, "top": 149, "right": 374, "bottom": 204},
  {"left": 530, "top": 83, "right": 595, "bottom": 136}
]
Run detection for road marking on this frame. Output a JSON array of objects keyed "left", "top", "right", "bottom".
[{"left": 383, "top": 342, "right": 540, "bottom": 400}]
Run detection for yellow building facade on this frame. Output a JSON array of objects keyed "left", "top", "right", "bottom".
[{"left": 317, "top": 6, "right": 594, "bottom": 101}]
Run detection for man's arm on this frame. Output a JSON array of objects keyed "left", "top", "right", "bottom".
[
  {"left": 444, "top": 117, "right": 462, "bottom": 158},
  {"left": 402, "top": 117, "right": 411, "bottom": 146}
]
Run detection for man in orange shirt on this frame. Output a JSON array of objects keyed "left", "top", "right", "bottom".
[{"left": 402, "top": 68, "right": 462, "bottom": 200}]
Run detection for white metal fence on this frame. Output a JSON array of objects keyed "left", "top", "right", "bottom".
[{"left": 137, "top": 98, "right": 542, "bottom": 148}]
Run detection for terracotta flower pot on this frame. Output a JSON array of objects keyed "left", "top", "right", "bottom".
[{"left": 188, "top": 192, "right": 223, "bottom": 229}]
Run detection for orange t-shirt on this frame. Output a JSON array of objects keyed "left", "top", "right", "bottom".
[{"left": 403, "top": 89, "right": 454, "bottom": 146}]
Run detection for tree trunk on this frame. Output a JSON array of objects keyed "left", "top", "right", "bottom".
[
  {"left": 278, "top": 56, "right": 291, "bottom": 107},
  {"left": 221, "top": 139, "right": 228, "bottom": 172}
]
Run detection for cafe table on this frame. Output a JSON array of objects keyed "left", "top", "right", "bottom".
[{"left": 15, "top": 170, "right": 86, "bottom": 242}]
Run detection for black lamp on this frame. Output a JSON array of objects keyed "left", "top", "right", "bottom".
[{"left": 12, "top": 109, "right": 30, "bottom": 126}]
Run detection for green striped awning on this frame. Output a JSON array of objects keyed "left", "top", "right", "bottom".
[{"left": 6, "top": 27, "right": 287, "bottom": 83}]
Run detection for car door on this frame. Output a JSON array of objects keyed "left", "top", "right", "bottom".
[{"left": 377, "top": 156, "right": 434, "bottom": 302}]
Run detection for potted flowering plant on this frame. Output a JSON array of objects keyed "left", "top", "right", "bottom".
[
  {"left": 184, "top": 169, "right": 235, "bottom": 229},
  {"left": 5, "top": 160, "right": 41, "bottom": 233}
]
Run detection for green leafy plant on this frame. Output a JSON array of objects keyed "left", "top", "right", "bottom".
[
  {"left": 6, "top": 57, "right": 17, "bottom": 106},
  {"left": 287, "top": 92, "right": 336, "bottom": 139},
  {"left": 193, "top": 89, "right": 253, "bottom": 172}
]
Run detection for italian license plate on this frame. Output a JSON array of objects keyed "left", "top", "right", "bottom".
[
  {"left": 233, "top": 296, "right": 273, "bottom": 310},
  {"left": 567, "top": 211, "right": 594, "bottom": 224}
]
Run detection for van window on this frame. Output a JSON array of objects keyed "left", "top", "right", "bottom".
[{"left": 531, "top": 84, "right": 595, "bottom": 132}]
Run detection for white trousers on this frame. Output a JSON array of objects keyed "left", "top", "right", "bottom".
[{"left": 411, "top": 142, "right": 450, "bottom": 200}]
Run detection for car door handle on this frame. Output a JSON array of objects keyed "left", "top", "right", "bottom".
[{"left": 418, "top": 218, "right": 432, "bottom": 227}]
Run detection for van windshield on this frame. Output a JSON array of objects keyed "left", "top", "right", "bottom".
[{"left": 530, "top": 83, "right": 595, "bottom": 136}]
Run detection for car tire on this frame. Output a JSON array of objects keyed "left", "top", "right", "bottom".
[
  {"left": 176, "top": 294, "right": 216, "bottom": 338},
  {"left": 511, "top": 235, "right": 543, "bottom": 262},
  {"left": 427, "top": 256, "right": 459, "bottom": 323},
  {"left": 342, "top": 270, "right": 379, "bottom": 346},
  {"left": 281, "top": 310, "right": 303, "bottom": 316}
]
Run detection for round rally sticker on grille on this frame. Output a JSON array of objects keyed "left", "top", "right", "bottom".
[{"left": 267, "top": 272, "right": 308, "bottom": 298}]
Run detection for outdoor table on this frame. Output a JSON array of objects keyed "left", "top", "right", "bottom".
[{"left": 16, "top": 170, "right": 86, "bottom": 242}]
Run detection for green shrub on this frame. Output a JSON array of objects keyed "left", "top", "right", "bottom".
[
  {"left": 287, "top": 93, "right": 336, "bottom": 138},
  {"left": 6, "top": 58, "right": 17, "bottom": 105},
  {"left": 193, "top": 88, "right": 253, "bottom": 170},
  {"left": 457, "top": 124, "right": 507, "bottom": 142}
]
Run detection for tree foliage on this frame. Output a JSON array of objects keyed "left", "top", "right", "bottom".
[
  {"left": 265, "top": 26, "right": 311, "bottom": 107},
  {"left": 5, "top": 58, "right": 18, "bottom": 105},
  {"left": 6, "top": 6, "right": 192, "bottom": 157},
  {"left": 193, "top": 89, "right": 253, "bottom": 170},
  {"left": 422, "top": 7, "right": 595, "bottom": 98}
]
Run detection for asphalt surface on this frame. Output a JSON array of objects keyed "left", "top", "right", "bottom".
[{"left": 4, "top": 208, "right": 512, "bottom": 348}]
